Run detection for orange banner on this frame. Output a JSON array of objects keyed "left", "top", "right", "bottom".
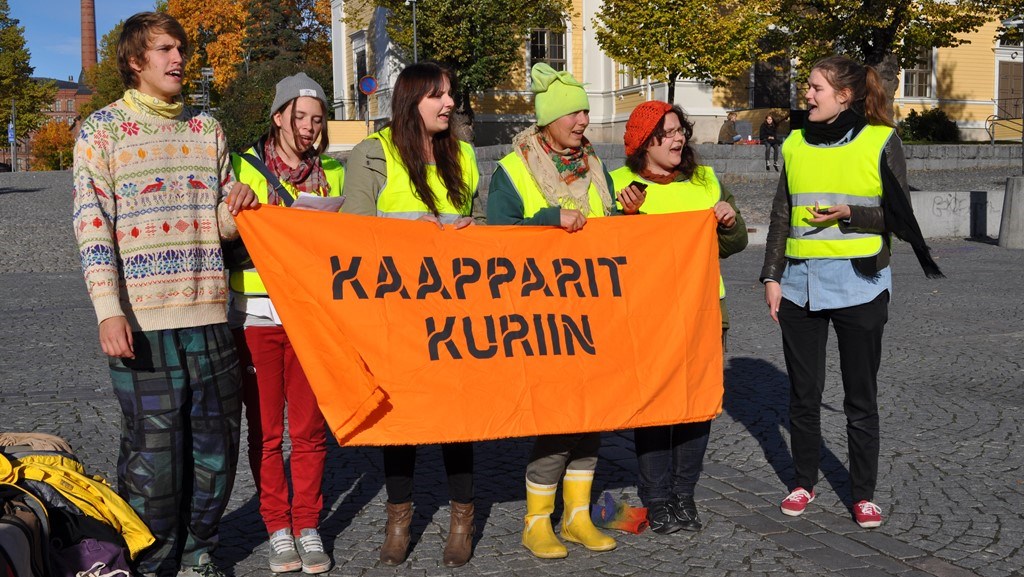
[{"left": 235, "top": 208, "right": 723, "bottom": 446}]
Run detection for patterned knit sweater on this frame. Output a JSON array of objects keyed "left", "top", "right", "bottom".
[{"left": 72, "top": 99, "right": 237, "bottom": 332}]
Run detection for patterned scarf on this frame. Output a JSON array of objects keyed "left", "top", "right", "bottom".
[
  {"left": 536, "top": 131, "right": 592, "bottom": 185},
  {"left": 122, "top": 89, "right": 184, "bottom": 119},
  {"left": 512, "top": 125, "right": 614, "bottom": 215},
  {"left": 262, "top": 137, "right": 329, "bottom": 205}
]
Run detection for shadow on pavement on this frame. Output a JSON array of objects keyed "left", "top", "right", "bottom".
[
  {"left": 0, "top": 186, "right": 45, "bottom": 195},
  {"left": 723, "top": 356, "right": 850, "bottom": 503}
]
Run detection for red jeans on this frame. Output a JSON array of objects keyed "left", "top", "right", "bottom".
[{"left": 235, "top": 326, "right": 327, "bottom": 534}]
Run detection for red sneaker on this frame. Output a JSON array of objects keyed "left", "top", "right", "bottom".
[
  {"left": 780, "top": 488, "right": 814, "bottom": 516},
  {"left": 853, "top": 500, "right": 883, "bottom": 528}
]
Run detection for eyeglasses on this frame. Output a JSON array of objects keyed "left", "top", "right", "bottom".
[{"left": 661, "top": 127, "right": 688, "bottom": 139}]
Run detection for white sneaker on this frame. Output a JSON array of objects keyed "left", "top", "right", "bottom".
[
  {"left": 268, "top": 528, "right": 302, "bottom": 573},
  {"left": 295, "top": 528, "right": 332, "bottom": 574}
]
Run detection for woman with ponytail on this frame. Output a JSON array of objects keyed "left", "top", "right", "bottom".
[
  {"left": 343, "top": 62, "right": 481, "bottom": 568},
  {"left": 759, "top": 55, "right": 942, "bottom": 529}
]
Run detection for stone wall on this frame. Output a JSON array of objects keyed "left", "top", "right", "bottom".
[{"left": 474, "top": 143, "right": 1024, "bottom": 192}]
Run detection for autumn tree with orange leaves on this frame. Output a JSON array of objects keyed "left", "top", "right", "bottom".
[
  {"left": 30, "top": 119, "right": 76, "bottom": 171},
  {"left": 166, "top": 0, "right": 331, "bottom": 93},
  {"left": 166, "top": 0, "right": 247, "bottom": 92}
]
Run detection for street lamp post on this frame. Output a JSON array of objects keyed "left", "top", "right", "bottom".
[
  {"left": 406, "top": 0, "right": 418, "bottom": 63},
  {"left": 1002, "top": 15, "right": 1024, "bottom": 174}
]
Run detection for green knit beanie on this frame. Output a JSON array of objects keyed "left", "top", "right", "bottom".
[{"left": 531, "top": 63, "right": 589, "bottom": 127}]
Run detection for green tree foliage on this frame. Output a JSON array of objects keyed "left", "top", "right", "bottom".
[
  {"left": 348, "top": 0, "right": 573, "bottom": 121},
  {"left": 0, "top": 0, "right": 58, "bottom": 139},
  {"left": 81, "top": 23, "right": 125, "bottom": 118},
  {"left": 594, "top": 0, "right": 780, "bottom": 104},
  {"left": 215, "top": 60, "right": 333, "bottom": 152},
  {"left": 244, "top": 0, "right": 305, "bottom": 66},
  {"left": 777, "top": 0, "right": 996, "bottom": 102},
  {"left": 30, "top": 119, "right": 76, "bottom": 171}
]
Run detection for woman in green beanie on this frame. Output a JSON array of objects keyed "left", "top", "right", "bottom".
[{"left": 487, "top": 62, "right": 644, "bottom": 559}]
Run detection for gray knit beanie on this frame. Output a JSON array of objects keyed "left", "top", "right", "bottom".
[{"left": 270, "top": 72, "right": 328, "bottom": 118}]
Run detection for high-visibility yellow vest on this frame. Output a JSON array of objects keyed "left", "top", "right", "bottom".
[
  {"left": 497, "top": 152, "right": 607, "bottom": 218},
  {"left": 369, "top": 127, "right": 478, "bottom": 221},
  {"left": 610, "top": 165, "right": 726, "bottom": 298},
  {"left": 228, "top": 146, "right": 345, "bottom": 296},
  {"left": 782, "top": 125, "right": 891, "bottom": 259}
]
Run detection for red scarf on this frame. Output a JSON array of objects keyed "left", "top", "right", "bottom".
[{"left": 262, "top": 138, "right": 329, "bottom": 205}]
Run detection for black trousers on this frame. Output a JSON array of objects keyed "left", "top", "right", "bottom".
[
  {"left": 382, "top": 443, "right": 474, "bottom": 504},
  {"left": 778, "top": 291, "right": 888, "bottom": 502}
]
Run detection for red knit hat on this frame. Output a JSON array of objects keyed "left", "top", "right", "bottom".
[{"left": 624, "top": 101, "right": 674, "bottom": 156}]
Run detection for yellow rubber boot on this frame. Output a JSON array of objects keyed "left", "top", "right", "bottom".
[
  {"left": 560, "top": 469, "right": 616, "bottom": 552},
  {"left": 523, "top": 478, "right": 568, "bottom": 559}
]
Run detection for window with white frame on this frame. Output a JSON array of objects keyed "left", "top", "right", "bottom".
[
  {"left": 529, "top": 29, "right": 566, "bottom": 71},
  {"left": 54, "top": 100, "right": 62, "bottom": 112},
  {"left": 618, "top": 64, "right": 640, "bottom": 89},
  {"left": 903, "top": 49, "right": 932, "bottom": 98},
  {"left": 67, "top": 100, "right": 74, "bottom": 112}
]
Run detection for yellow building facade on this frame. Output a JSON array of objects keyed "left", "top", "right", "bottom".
[
  {"left": 896, "top": 19, "right": 1018, "bottom": 142},
  {"left": 330, "top": 0, "right": 1012, "bottom": 146}
]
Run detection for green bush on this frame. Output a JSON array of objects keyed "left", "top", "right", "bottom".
[{"left": 897, "top": 109, "right": 960, "bottom": 143}]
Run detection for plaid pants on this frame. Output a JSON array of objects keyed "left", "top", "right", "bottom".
[{"left": 109, "top": 323, "right": 242, "bottom": 576}]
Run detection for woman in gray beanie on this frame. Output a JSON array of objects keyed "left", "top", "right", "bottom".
[{"left": 228, "top": 71, "right": 345, "bottom": 575}]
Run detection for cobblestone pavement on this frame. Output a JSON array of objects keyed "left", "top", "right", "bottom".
[{"left": 2, "top": 172, "right": 1023, "bottom": 576}]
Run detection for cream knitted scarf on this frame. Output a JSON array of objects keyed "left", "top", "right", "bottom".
[{"left": 511, "top": 125, "right": 614, "bottom": 216}]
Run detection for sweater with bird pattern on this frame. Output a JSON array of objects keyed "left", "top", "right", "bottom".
[{"left": 72, "top": 99, "right": 237, "bottom": 332}]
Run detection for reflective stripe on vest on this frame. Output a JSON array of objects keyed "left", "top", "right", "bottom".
[
  {"left": 369, "top": 127, "right": 478, "bottom": 221},
  {"left": 497, "top": 152, "right": 606, "bottom": 219},
  {"left": 781, "top": 125, "right": 891, "bottom": 259},
  {"left": 228, "top": 147, "right": 346, "bottom": 296},
  {"left": 610, "top": 165, "right": 726, "bottom": 298}
]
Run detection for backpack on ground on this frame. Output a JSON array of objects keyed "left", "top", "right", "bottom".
[{"left": 0, "top": 483, "right": 50, "bottom": 577}]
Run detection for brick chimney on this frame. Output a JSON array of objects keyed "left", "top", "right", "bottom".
[{"left": 81, "top": 0, "right": 97, "bottom": 73}]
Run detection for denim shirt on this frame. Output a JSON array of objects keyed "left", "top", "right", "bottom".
[{"left": 781, "top": 258, "right": 891, "bottom": 311}]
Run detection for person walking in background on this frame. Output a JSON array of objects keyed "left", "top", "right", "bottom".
[
  {"left": 610, "top": 101, "right": 747, "bottom": 534},
  {"left": 760, "top": 114, "right": 781, "bottom": 171},
  {"left": 72, "top": 12, "right": 259, "bottom": 577},
  {"left": 342, "top": 62, "right": 481, "bottom": 568},
  {"left": 488, "top": 62, "right": 645, "bottom": 559},
  {"left": 228, "top": 72, "right": 343, "bottom": 575},
  {"left": 718, "top": 112, "right": 741, "bottom": 144},
  {"left": 760, "top": 55, "right": 943, "bottom": 529}
]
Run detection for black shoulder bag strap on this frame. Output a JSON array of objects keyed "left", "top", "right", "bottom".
[{"left": 240, "top": 152, "right": 295, "bottom": 207}]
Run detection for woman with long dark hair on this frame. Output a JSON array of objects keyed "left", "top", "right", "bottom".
[
  {"left": 342, "top": 62, "right": 480, "bottom": 567},
  {"left": 761, "top": 55, "right": 942, "bottom": 529},
  {"left": 610, "top": 101, "right": 747, "bottom": 534},
  {"left": 228, "top": 72, "right": 343, "bottom": 575}
]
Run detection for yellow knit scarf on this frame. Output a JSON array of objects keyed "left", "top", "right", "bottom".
[{"left": 122, "top": 89, "right": 184, "bottom": 119}]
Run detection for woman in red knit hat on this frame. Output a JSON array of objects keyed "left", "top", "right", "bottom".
[{"left": 610, "top": 101, "right": 748, "bottom": 534}]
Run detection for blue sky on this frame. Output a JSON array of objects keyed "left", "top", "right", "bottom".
[{"left": 12, "top": 0, "right": 159, "bottom": 82}]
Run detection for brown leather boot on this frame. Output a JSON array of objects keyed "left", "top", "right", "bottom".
[
  {"left": 442, "top": 501, "right": 475, "bottom": 567},
  {"left": 380, "top": 501, "right": 412, "bottom": 565}
]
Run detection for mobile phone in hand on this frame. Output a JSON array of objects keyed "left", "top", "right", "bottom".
[{"left": 629, "top": 180, "right": 649, "bottom": 191}]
